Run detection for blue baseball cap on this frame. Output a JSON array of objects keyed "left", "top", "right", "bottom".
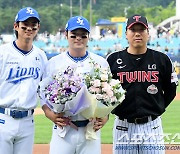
[
  {"left": 15, "top": 7, "right": 40, "bottom": 22},
  {"left": 65, "top": 16, "right": 90, "bottom": 32}
]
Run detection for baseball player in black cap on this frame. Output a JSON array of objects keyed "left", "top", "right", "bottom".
[{"left": 107, "top": 14, "right": 178, "bottom": 154}]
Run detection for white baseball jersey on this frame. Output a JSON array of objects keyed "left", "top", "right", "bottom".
[
  {"left": 40, "top": 51, "right": 109, "bottom": 154},
  {"left": 0, "top": 41, "right": 47, "bottom": 110},
  {"left": 0, "top": 41, "right": 47, "bottom": 154}
]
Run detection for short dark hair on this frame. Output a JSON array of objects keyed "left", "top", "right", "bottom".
[{"left": 14, "top": 22, "right": 19, "bottom": 39}]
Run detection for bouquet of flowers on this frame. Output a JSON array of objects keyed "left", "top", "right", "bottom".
[
  {"left": 81, "top": 59, "right": 126, "bottom": 140},
  {"left": 39, "top": 66, "right": 90, "bottom": 116}
]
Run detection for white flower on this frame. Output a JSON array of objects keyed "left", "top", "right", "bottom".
[
  {"left": 110, "top": 79, "right": 121, "bottom": 87},
  {"left": 96, "top": 94, "right": 103, "bottom": 100},
  {"left": 100, "top": 74, "right": 109, "bottom": 81}
]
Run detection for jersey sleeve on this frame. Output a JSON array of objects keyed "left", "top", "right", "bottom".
[
  {"left": 40, "top": 52, "right": 48, "bottom": 80},
  {"left": 163, "top": 56, "right": 179, "bottom": 108},
  {"left": 0, "top": 52, "right": 2, "bottom": 76},
  {"left": 39, "top": 59, "right": 53, "bottom": 107}
]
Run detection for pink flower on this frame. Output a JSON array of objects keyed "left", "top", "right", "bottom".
[
  {"left": 102, "top": 82, "right": 111, "bottom": 89},
  {"left": 106, "top": 89, "right": 114, "bottom": 97},
  {"left": 89, "top": 86, "right": 101, "bottom": 94},
  {"left": 91, "top": 79, "right": 101, "bottom": 87},
  {"left": 110, "top": 96, "right": 117, "bottom": 102},
  {"left": 84, "top": 58, "right": 126, "bottom": 106}
]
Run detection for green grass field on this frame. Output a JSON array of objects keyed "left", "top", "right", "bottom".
[{"left": 34, "top": 84, "right": 180, "bottom": 144}]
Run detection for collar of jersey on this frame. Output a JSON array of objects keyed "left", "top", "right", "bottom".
[
  {"left": 67, "top": 51, "right": 89, "bottom": 62},
  {"left": 13, "top": 41, "right": 32, "bottom": 55}
]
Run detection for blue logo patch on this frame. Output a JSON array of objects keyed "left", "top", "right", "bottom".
[
  {"left": 54, "top": 125, "right": 57, "bottom": 129},
  {"left": 6, "top": 67, "right": 40, "bottom": 84},
  {"left": 0, "top": 119, "right": 5, "bottom": 124}
]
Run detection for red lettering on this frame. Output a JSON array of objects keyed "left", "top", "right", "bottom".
[
  {"left": 130, "top": 71, "right": 137, "bottom": 82},
  {"left": 117, "top": 72, "right": 125, "bottom": 83},
  {"left": 151, "top": 71, "right": 159, "bottom": 82},
  {"left": 142, "top": 71, "right": 151, "bottom": 82},
  {"left": 138, "top": 71, "right": 141, "bottom": 82},
  {"left": 117, "top": 71, "right": 159, "bottom": 83},
  {"left": 126, "top": 72, "right": 133, "bottom": 83}
]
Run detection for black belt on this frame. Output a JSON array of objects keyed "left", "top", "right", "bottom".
[
  {"left": 119, "top": 115, "right": 157, "bottom": 124},
  {"left": 71, "top": 120, "right": 89, "bottom": 127},
  {"left": 0, "top": 107, "right": 34, "bottom": 119}
]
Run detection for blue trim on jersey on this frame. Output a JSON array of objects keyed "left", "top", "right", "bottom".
[
  {"left": 13, "top": 41, "right": 32, "bottom": 55},
  {"left": 67, "top": 51, "right": 89, "bottom": 62}
]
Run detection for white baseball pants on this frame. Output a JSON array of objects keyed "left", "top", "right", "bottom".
[
  {"left": 113, "top": 116, "right": 165, "bottom": 154},
  {"left": 50, "top": 124, "right": 101, "bottom": 154},
  {"left": 0, "top": 113, "right": 34, "bottom": 154}
]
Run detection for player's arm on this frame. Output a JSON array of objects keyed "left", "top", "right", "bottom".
[
  {"left": 163, "top": 83, "right": 177, "bottom": 108},
  {"left": 42, "top": 104, "right": 70, "bottom": 128},
  {"left": 163, "top": 58, "right": 179, "bottom": 108}
]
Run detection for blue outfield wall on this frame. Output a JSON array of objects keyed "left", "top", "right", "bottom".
[{"left": 45, "top": 52, "right": 180, "bottom": 79}]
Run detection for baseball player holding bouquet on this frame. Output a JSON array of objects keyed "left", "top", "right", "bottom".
[
  {"left": 107, "top": 14, "right": 179, "bottom": 154},
  {"left": 40, "top": 16, "right": 109, "bottom": 154},
  {"left": 0, "top": 7, "right": 47, "bottom": 154}
]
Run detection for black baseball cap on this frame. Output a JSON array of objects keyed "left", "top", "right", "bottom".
[{"left": 126, "top": 15, "right": 148, "bottom": 29}]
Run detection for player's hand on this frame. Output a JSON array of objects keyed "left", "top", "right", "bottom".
[
  {"left": 49, "top": 112, "right": 71, "bottom": 128},
  {"left": 93, "top": 115, "right": 109, "bottom": 132},
  {"left": 42, "top": 104, "right": 71, "bottom": 128}
]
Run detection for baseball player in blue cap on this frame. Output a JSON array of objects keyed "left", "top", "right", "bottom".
[
  {"left": 0, "top": 7, "right": 47, "bottom": 154},
  {"left": 40, "top": 16, "right": 109, "bottom": 154}
]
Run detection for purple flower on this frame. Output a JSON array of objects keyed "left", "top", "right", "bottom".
[
  {"left": 47, "top": 85, "right": 52, "bottom": 91},
  {"left": 65, "top": 87, "right": 72, "bottom": 94},
  {"left": 44, "top": 66, "right": 83, "bottom": 105},
  {"left": 70, "top": 85, "right": 79, "bottom": 93}
]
